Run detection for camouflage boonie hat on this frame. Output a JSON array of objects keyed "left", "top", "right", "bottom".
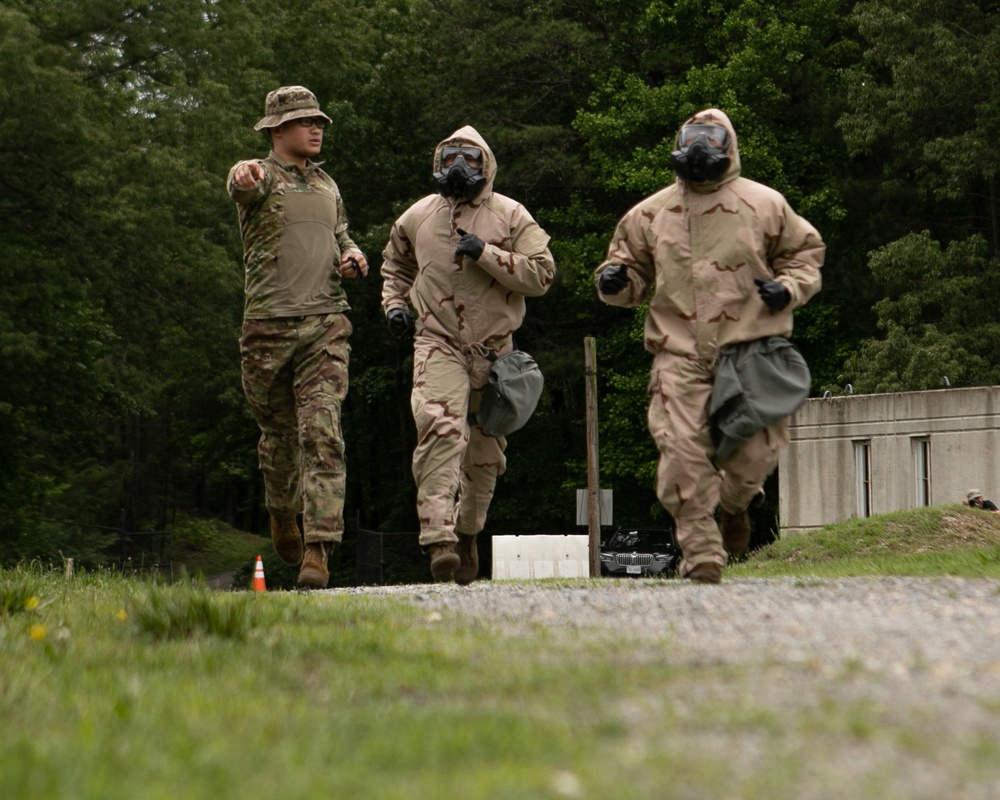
[{"left": 254, "top": 86, "right": 332, "bottom": 131}]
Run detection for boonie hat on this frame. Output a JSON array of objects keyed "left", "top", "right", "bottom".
[
  {"left": 254, "top": 86, "right": 332, "bottom": 131},
  {"left": 967, "top": 488, "right": 983, "bottom": 501}
]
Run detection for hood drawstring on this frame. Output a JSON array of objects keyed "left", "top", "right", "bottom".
[
  {"left": 706, "top": 341, "right": 721, "bottom": 373},
  {"left": 680, "top": 180, "right": 692, "bottom": 232}
]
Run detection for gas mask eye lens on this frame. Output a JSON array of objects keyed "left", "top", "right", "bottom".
[
  {"left": 441, "top": 146, "right": 483, "bottom": 169},
  {"left": 678, "top": 124, "right": 729, "bottom": 150}
]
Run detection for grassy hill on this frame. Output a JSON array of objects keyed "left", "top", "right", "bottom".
[
  {"left": 733, "top": 503, "right": 1000, "bottom": 579},
  {"left": 164, "top": 517, "right": 267, "bottom": 579}
]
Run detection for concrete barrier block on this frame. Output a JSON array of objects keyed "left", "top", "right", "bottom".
[{"left": 491, "top": 534, "right": 590, "bottom": 580}]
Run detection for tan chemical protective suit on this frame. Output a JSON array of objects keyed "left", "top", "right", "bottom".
[
  {"left": 382, "top": 126, "right": 555, "bottom": 545},
  {"left": 595, "top": 108, "right": 824, "bottom": 575}
]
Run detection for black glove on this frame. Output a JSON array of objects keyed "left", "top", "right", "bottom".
[
  {"left": 754, "top": 278, "right": 791, "bottom": 312},
  {"left": 455, "top": 228, "right": 485, "bottom": 261},
  {"left": 386, "top": 308, "right": 413, "bottom": 338},
  {"left": 597, "top": 265, "right": 630, "bottom": 295},
  {"left": 346, "top": 254, "right": 365, "bottom": 276}
]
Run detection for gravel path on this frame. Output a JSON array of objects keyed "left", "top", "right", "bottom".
[
  {"left": 331, "top": 576, "right": 1000, "bottom": 685},
  {"left": 325, "top": 577, "right": 1000, "bottom": 796}
]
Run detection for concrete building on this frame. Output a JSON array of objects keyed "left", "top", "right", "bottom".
[{"left": 778, "top": 386, "right": 1000, "bottom": 536}]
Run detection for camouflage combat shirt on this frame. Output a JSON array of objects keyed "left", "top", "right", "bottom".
[{"left": 228, "top": 151, "right": 361, "bottom": 319}]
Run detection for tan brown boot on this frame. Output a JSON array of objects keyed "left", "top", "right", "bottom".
[
  {"left": 720, "top": 509, "right": 751, "bottom": 557},
  {"left": 270, "top": 513, "right": 304, "bottom": 565},
  {"left": 297, "top": 542, "right": 331, "bottom": 589},
  {"left": 427, "top": 541, "right": 460, "bottom": 582},
  {"left": 454, "top": 534, "right": 479, "bottom": 586},
  {"left": 686, "top": 562, "right": 722, "bottom": 584}
]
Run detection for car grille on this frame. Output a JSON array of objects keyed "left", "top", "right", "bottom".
[{"left": 616, "top": 553, "right": 653, "bottom": 567}]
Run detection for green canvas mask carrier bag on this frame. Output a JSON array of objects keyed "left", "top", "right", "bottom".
[{"left": 476, "top": 350, "right": 544, "bottom": 437}]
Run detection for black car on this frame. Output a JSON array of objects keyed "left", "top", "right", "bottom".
[{"left": 599, "top": 526, "right": 680, "bottom": 577}]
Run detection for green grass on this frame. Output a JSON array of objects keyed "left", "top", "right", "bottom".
[
  {"left": 2, "top": 570, "right": 658, "bottom": 800},
  {"left": 167, "top": 517, "right": 267, "bottom": 578},
  {"left": 5, "top": 505, "right": 1000, "bottom": 799},
  {"left": 732, "top": 503, "right": 1000, "bottom": 579}
]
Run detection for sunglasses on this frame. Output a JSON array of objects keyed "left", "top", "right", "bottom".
[{"left": 293, "top": 117, "right": 327, "bottom": 129}]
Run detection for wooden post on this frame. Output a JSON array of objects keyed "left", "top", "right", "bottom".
[{"left": 584, "top": 337, "right": 601, "bottom": 577}]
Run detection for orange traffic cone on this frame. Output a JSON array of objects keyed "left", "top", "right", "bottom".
[{"left": 252, "top": 555, "right": 266, "bottom": 592}]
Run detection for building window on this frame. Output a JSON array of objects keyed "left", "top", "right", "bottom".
[
  {"left": 912, "top": 437, "right": 931, "bottom": 507},
  {"left": 854, "top": 440, "right": 872, "bottom": 518}
]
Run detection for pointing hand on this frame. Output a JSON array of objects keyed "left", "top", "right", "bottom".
[{"left": 234, "top": 161, "right": 265, "bottom": 190}]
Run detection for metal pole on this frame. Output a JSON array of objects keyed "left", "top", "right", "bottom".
[{"left": 584, "top": 337, "right": 601, "bottom": 577}]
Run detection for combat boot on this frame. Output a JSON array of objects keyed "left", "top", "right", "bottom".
[
  {"left": 427, "top": 541, "right": 460, "bottom": 582},
  {"left": 719, "top": 509, "right": 751, "bottom": 557},
  {"left": 297, "top": 541, "right": 331, "bottom": 589},
  {"left": 686, "top": 562, "right": 722, "bottom": 584},
  {"left": 270, "top": 513, "right": 304, "bottom": 565},
  {"left": 454, "top": 533, "right": 479, "bottom": 586}
]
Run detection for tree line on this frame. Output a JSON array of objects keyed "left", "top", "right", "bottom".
[{"left": 2, "top": 0, "right": 999, "bottom": 566}]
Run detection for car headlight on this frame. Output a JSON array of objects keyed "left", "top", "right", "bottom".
[
  {"left": 599, "top": 552, "right": 614, "bottom": 563},
  {"left": 652, "top": 552, "right": 674, "bottom": 562}
]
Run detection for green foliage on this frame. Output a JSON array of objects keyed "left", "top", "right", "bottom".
[
  {"left": 842, "top": 232, "right": 1000, "bottom": 392},
  {"left": 837, "top": 0, "right": 1000, "bottom": 389},
  {"left": 842, "top": 0, "right": 1000, "bottom": 222},
  {"left": 575, "top": 0, "right": 857, "bottom": 203}
]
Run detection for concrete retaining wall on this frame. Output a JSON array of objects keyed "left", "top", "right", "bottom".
[{"left": 778, "top": 386, "right": 1000, "bottom": 536}]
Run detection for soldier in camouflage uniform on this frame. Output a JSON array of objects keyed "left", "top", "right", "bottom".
[
  {"left": 381, "top": 126, "right": 555, "bottom": 584},
  {"left": 595, "top": 108, "right": 824, "bottom": 584},
  {"left": 228, "top": 86, "right": 369, "bottom": 589}
]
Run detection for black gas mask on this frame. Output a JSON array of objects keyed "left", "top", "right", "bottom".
[
  {"left": 433, "top": 145, "right": 487, "bottom": 201},
  {"left": 669, "top": 123, "right": 731, "bottom": 183}
]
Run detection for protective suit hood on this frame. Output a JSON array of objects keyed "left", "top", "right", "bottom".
[
  {"left": 433, "top": 125, "right": 496, "bottom": 205},
  {"left": 673, "top": 108, "right": 742, "bottom": 190}
]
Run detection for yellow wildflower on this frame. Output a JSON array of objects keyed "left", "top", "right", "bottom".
[
  {"left": 26, "top": 596, "right": 40, "bottom": 610},
  {"left": 116, "top": 609, "right": 128, "bottom": 622},
  {"left": 29, "top": 624, "right": 46, "bottom": 641}
]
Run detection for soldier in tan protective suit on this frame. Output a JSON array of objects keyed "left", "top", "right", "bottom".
[
  {"left": 595, "top": 108, "right": 824, "bottom": 584},
  {"left": 381, "top": 126, "right": 555, "bottom": 583}
]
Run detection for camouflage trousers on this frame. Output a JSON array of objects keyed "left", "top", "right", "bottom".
[
  {"left": 647, "top": 351, "right": 789, "bottom": 576},
  {"left": 411, "top": 335, "right": 507, "bottom": 546},
  {"left": 240, "top": 313, "right": 352, "bottom": 544}
]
